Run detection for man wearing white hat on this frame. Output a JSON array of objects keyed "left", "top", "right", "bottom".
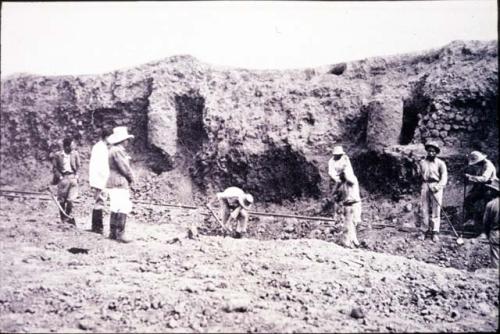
[
  {"left": 328, "top": 145, "right": 362, "bottom": 248},
  {"left": 213, "top": 186, "right": 254, "bottom": 238},
  {"left": 88, "top": 127, "right": 112, "bottom": 234},
  {"left": 417, "top": 141, "right": 448, "bottom": 242},
  {"left": 464, "top": 150, "right": 498, "bottom": 236},
  {"left": 106, "top": 126, "right": 135, "bottom": 243},
  {"left": 482, "top": 179, "right": 499, "bottom": 268}
]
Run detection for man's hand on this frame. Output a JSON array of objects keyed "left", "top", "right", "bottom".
[
  {"left": 230, "top": 208, "right": 240, "bottom": 220},
  {"left": 465, "top": 174, "right": 477, "bottom": 182}
]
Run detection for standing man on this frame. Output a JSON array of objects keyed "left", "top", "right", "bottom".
[
  {"left": 88, "top": 128, "right": 112, "bottom": 234},
  {"left": 106, "top": 126, "right": 135, "bottom": 243},
  {"left": 482, "top": 179, "right": 499, "bottom": 268},
  {"left": 213, "top": 186, "right": 254, "bottom": 238},
  {"left": 418, "top": 141, "right": 448, "bottom": 242},
  {"left": 464, "top": 151, "right": 498, "bottom": 236},
  {"left": 329, "top": 145, "right": 362, "bottom": 248},
  {"left": 52, "top": 137, "right": 81, "bottom": 225}
]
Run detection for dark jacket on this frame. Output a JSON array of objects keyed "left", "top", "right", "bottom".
[{"left": 106, "top": 144, "right": 134, "bottom": 189}]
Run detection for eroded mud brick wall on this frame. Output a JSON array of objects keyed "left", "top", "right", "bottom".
[{"left": 1, "top": 41, "right": 498, "bottom": 202}]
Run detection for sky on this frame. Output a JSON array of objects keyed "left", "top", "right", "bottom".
[{"left": 0, "top": 1, "right": 497, "bottom": 77}]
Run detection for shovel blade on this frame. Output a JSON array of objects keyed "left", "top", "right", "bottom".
[{"left": 456, "top": 237, "right": 464, "bottom": 245}]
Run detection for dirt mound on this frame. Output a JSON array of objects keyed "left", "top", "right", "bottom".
[{"left": 1, "top": 40, "right": 498, "bottom": 204}]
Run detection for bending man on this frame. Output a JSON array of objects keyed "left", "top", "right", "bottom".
[{"left": 214, "top": 186, "right": 254, "bottom": 238}]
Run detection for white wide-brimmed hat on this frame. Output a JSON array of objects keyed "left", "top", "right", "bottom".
[
  {"left": 238, "top": 193, "right": 254, "bottom": 210},
  {"left": 332, "top": 145, "right": 345, "bottom": 155},
  {"left": 468, "top": 151, "right": 487, "bottom": 165},
  {"left": 108, "top": 126, "right": 134, "bottom": 144}
]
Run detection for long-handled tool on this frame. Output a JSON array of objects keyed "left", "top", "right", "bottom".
[
  {"left": 205, "top": 204, "right": 230, "bottom": 236},
  {"left": 426, "top": 184, "right": 464, "bottom": 245},
  {"left": 45, "top": 187, "right": 75, "bottom": 221}
]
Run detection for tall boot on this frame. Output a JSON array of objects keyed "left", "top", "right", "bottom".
[
  {"left": 91, "top": 209, "right": 103, "bottom": 234},
  {"left": 115, "top": 213, "right": 132, "bottom": 243},
  {"left": 65, "top": 201, "right": 76, "bottom": 226},
  {"left": 109, "top": 212, "right": 118, "bottom": 240}
]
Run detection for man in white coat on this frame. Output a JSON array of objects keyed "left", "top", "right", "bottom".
[{"left": 88, "top": 128, "right": 112, "bottom": 234}]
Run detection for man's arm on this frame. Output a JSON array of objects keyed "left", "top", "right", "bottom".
[
  {"left": 467, "top": 161, "right": 496, "bottom": 183},
  {"left": 328, "top": 159, "right": 340, "bottom": 183},
  {"left": 435, "top": 160, "right": 448, "bottom": 191},
  {"left": 112, "top": 149, "right": 135, "bottom": 185}
]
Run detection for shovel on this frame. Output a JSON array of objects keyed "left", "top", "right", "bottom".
[
  {"left": 205, "top": 204, "right": 230, "bottom": 236},
  {"left": 427, "top": 184, "right": 464, "bottom": 245},
  {"left": 45, "top": 186, "right": 76, "bottom": 225}
]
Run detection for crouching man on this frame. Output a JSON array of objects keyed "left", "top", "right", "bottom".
[
  {"left": 482, "top": 179, "right": 499, "bottom": 268},
  {"left": 213, "top": 186, "right": 254, "bottom": 238}
]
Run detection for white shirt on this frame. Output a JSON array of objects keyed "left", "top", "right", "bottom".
[
  {"left": 62, "top": 152, "right": 72, "bottom": 173},
  {"left": 89, "top": 140, "right": 110, "bottom": 189},
  {"left": 328, "top": 155, "right": 354, "bottom": 183}
]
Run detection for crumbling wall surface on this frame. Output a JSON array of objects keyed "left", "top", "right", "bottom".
[{"left": 0, "top": 40, "right": 498, "bottom": 202}]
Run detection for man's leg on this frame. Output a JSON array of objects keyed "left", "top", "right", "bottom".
[
  {"left": 430, "top": 188, "right": 443, "bottom": 242},
  {"left": 489, "top": 230, "right": 499, "bottom": 269},
  {"left": 464, "top": 187, "right": 482, "bottom": 223},
  {"left": 343, "top": 205, "right": 357, "bottom": 248},
  {"left": 219, "top": 200, "right": 231, "bottom": 232},
  {"left": 235, "top": 210, "right": 249, "bottom": 238},
  {"left": 65, "top": 177, "right": 78, "bottom": 225},
  {"left": 351, "top": 202, "right": 361, "bottom": 246},
  {"left": 91, "top": 187, "right": 105, "bottom": 233},
  {"left": 57, "top": 177, "right": 70, "bottom": 224},
  {"left": 420, "top": 186, "right": 431, "bottom": 238}
]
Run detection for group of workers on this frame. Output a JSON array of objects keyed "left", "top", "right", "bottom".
[{"left": 51, "top": 126, "right": 499, "bottom": 267}]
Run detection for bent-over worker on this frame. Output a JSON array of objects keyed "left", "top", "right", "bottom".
[{"left": 213, "top": 186, "right": 254, "bottom": 238}]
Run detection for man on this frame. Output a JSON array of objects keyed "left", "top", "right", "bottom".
[
  {"left": 335, "top": 169, "right": 362, "bottom": 248},
  {"left": 88, "top": 128, "right": 112, "bottom": 234},
  {"left": 213, "top": 186, "right": 254, "bottom": 238},
  {"left": 464, "top": 151, "right": 498, "bottom": 236},
  {"left": 328, "top": 145, "right": 354, "bottom": 185},
  {"left": 329, "top": 146, "right": 362, "bottom": 248},
  {"left": 52, "top": 137, "right": 81, "bottom": 225},
  {"left": 106, "top": 126, "right": 135, "bottom": 243},
  {"left": 418, "top": 141, "right": 448, "bottom": 242},
  {"left": 482, "top": 179, "right": 499, "bottom": 268}
]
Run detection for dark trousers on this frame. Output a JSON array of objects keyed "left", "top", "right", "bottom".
[{"left": 464, "top": 185, "right": 487, "bottom": 232}]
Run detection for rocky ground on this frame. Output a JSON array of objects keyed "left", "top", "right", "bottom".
[{"left": 0, "top": 185, "right": 498, "bottom": 333}]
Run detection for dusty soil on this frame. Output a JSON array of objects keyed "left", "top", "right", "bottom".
[{"left": 0, "top": 187, "right": 498, "bottom": 333}]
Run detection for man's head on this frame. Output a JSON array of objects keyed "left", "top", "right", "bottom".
[
  {"left": 239, "top": 193, "right": 254, "bottom": 210},
  {"left": 468, "top": 151, "right": 487, "bottom": 166},
  {"left": 107, "top": 126, "right": 134, "bottom": 146},
  {"left": 62, "top": 138, "right": 73, "bottom": 153},
  {"left": 424, "top": 141, "right": 440, "bottom": 160},
  {"left": 332, "top": 145, "right": 344, "bottom": 161},
  {"left": 101, "top": 127, "right": 113, "bottom": 141}
]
